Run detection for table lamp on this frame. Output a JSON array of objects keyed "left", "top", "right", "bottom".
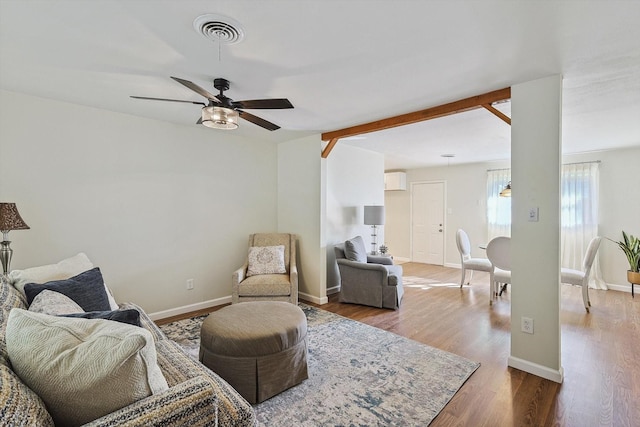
[
  {"left": 0, "top": 203, "right": 30, "bottom": 276},
  {"left": 364, "top": 205, "right": 385, "bottom": 255}
]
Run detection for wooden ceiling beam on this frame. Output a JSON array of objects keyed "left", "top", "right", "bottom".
[
  {"left": 321, "top": 138, "right": 340, "bottom": 159},
  {"left": 320, "top": 87, "right": 511, "bottom": 158},
  {"left": 482, "top": 103, "right": 511, "bottom": 125}
]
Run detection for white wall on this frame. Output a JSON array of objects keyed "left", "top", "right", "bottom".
[
  {"left": 386, "top": 162, "right": 507, "bottom": 265},
  {"left": 0, "top": 90, "right": 279, "bottom": 315},
  {"left": 325, "top": 144, "right": 385, "bottom": 292},
  {"left": 385, "top": 148, "right": 640, "bottom": 289},
  {"left": 277, "top": 135, "right": 325, "bottom": 303}
]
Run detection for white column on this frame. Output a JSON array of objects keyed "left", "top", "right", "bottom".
[{"left": 508, "top": 75, "right": 563, "bottom": 383}]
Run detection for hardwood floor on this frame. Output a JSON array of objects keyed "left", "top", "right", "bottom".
[
  {"left": 308, "top": 263, "right": 640, "bottom": 427},
  {"left": 157, "top": 262, "right": 640, "bottom": 426}
]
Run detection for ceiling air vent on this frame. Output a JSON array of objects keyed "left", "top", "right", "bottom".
[{"left": 193, "top": 14, "right": 245, "bottom": 45}]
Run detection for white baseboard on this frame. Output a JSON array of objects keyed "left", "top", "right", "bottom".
[
  {"left": 508, "top": 355, "right": 564, "bottom": 383},
  {"left": 148, "top": 290, "right": 332, "bottom": 321},
  {"left": 393, "top": 256, "right": 411, "bottom": 264},
  {"left": 148, "top": 280, "right": 630, "bottom": 322},
  {"left": 148, "top": 296, "right": 231, "bottom": 321},
  {"left": 445, "top": 262, "right": 461, "bottom": 269},
  {"left": 300, "top": 291, "right": 328, "bottom": 305},
  {"left": 606, "top": 282, "right": 634, "bottom": 293}
]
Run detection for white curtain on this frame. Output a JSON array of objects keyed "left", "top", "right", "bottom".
[
  {"left": 560, "top": 162, "right": 604, "bottom": 289},
  {"left": 486, "top": 162, "right": 604, "bottom": 289},
  {"left": 486, "top": 169, "right": 511, "bottom": 240}
]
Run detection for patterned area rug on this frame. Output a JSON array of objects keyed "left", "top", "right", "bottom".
[{"left": 160, "top": 304, "right": 480, "bottom": 426}]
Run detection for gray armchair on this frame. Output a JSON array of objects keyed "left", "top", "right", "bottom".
[
  {"left": 334, "top": 236, "right": 404, "bottom": 310},
  {"left": 232, "top": 233, "right": 298, "bottom": 304}
]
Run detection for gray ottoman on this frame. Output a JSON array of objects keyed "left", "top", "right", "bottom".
[{"left": 199, "top": 301, "right": 308, "bottom": 404}]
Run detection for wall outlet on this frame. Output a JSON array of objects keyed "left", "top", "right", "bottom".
[
  {"left": 186, "top": 279, "right": 194, "bottom": 290},
  {"left": 521, "top": 317, "right": 534, "bottom": 334}
]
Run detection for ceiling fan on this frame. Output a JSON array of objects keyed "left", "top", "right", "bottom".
[{"left": 131, "top": 77, "right": 293, "bottom": 131}]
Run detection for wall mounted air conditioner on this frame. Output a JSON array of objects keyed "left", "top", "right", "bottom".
[{"left": 384, "top": 172, "right": 407, "bottom": 191}]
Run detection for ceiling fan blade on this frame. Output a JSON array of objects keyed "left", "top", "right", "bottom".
[
  {"left": 170, "top": 76, "right": 220, "bottom": 102},
  {"left": 130, "top": 96, "right": 206, "bottom": 106},
  {"left": 196, "top": 117, "right": 203, "bottom": 125},
  {"left": 238, "top": 110, "right": 281, "bottom": 131},
  {"left": 233, "top": 98, "right": 294, "bottom": 110}
]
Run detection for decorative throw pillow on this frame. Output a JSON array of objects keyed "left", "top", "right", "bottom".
[
  {"left": 247, "top": 245, "right": 287, "bottom": 276},
  {"left": 28, "top": 290, "right": 85, "bottom": 315},
  {"left": 62, "top": 309, "right": 142, "bottom": 327},
  {"left": 5, "top": 309, "right": 169, "bottom": 426},
  {"left": 104, "top": 285, "right": 119, "bottom": 310},
  {"left": 8, "top": 252, "right": 119, "bottom": 310},
  {"left": 9, "top": 252, "right": 94, "bottom": 295},
  {"left": 24, "top": 267, "right": 111, "bottom": 312},
  {"left": 344, "top": 236, "right": 368, "bottom": 263}
]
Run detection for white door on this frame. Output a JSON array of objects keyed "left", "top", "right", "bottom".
[{"left": 411, "top": 182, "right": 445, "bottom": 264}]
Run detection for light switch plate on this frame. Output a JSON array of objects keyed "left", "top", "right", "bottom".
[{"left": 528, "top": 207, "right": 539, "bottom": 222}]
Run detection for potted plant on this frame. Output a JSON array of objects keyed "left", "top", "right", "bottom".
[{"left": 613, "top": 231, "right": 640, "bottom": 286}]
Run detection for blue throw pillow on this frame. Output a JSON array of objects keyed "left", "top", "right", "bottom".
[
  {"left": 62, "top": 309, "right": 141, "bottom": 327},
  {"left": 24, "top": 267, "right": 111, "bottom": 312}
]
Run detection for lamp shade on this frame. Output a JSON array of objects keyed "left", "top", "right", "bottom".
[
  {"left": 0, "top": 203, "right": 30, "bottom": 232},
  {"left": 364, "top": 205, "right": 385, "bottom": 225}
]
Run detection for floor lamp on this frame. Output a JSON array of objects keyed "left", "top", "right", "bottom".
[
  {"left": 0, "top": 203, "right": 30, "bottom": 277},
  {"left": 364, "top": 205, "right": 385, "bottom": 255}
]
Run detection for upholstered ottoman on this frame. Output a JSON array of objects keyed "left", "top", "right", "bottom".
[{"left": 199, "top": 301, "right": 308, "bottom": 404}]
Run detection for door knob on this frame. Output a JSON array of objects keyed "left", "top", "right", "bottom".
[{"left": 439, "top": 229, "right": 443, "bottom": 232}]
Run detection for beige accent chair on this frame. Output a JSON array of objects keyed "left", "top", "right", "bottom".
[{"left": 232, "top": 233, "right": 298, "bottom": 304}]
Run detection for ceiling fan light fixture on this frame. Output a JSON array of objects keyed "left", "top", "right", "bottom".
[{"left": 202, "top": 106, "right": 238, "bottom": 130}]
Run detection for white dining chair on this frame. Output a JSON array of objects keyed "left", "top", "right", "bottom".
[
  {"left": 561, "top": 236, "right": 602, "bottom": 313},
  {"left": 486, "top": 236, "right": 511, "bottom": 305},
  {"left": 456, "top": 229, "right": 492, "bottom": 288}
]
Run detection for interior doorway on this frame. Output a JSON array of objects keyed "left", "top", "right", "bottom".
[{"left": 411, "top": 181, "right": 445, "bottom": 264}]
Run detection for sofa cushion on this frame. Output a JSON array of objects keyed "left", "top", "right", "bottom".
[
  {"left": 5, "top": 309, "right": 169, "bottom": 426},
  {"left": 155, "top": 339, "right": 257, "bottom": 427},
  {"left": 237, "top": 274, "right": 292, "bottom": 296},
  {"left": 63, "top": 309, "right": 142, "bottom": 327},
  {"left": 82, "top": 376, "right": 218, "bottom": 427},
  {"left": 9, "top": 252, "right": 119, "bottom": 310},
  {"left": 247, "top": 245, "right": 286, "bottom": 276},
  {"left": 28, "top": 289, "right": 85, "bottom": 315},
  {"left": 344, "top": 236, "right": 368, "bottom": 263},
  {"left": 24, "top": 267, "right": 111, "bottom": 312},
  {"left": 0, "top": 363, "right": 54, "bottom": 426}
]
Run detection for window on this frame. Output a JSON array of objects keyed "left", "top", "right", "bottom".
[
  {"left": 486, "top": 162, "right": 603, "bottom": 287},
  {"left": 486, "top": 168, "right": 511, "bottom": 240}
]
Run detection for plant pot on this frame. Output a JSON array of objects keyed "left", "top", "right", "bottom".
[{"left": 628, "top": 270, "right": 640, "bottom": 285}]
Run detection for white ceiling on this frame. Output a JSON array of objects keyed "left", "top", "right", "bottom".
[{"left": 1, "top": 1, "right": 639, "bottom": 170}]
